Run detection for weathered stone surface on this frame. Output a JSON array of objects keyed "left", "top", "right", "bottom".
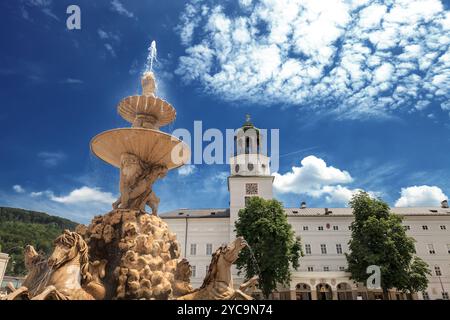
[{"left": 82, "top": 209, "right": 182, "bottom": 300}]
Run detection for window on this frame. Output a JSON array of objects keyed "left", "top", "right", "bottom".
[
  {"left": 320, "top": 244, "right": 327, "bottom": 254},
  {"left": 447, "top": 244, "right": 450, "bottom": 254},
  {"left": 422, "top": 225, "right": 429, "bottom": 230},
  {"left": 428, "top": 244, "right": 436, "bottom": 255},
  {"left": 245, "top": 183, "right": 258, "bottom": 195},
  {"left": 191, "top": 265, "right": 196, "bottom": 277},
  {"left": 440, "top": 225, "right": 447, "bottom": 230},
  {"left": 244, "top": 196, "right": 252, "bottom": 206},
  {"left": 190, "top": 243, "right": 197, "bottom": 256},
  {"left": 348, "top": 225, "right": 352, "bottom": 230},
  {"left": 206, "top": 243, "right": 213, "bottom": 255},
  {"left": 318, "top": 226, "right": 324, "bottom": 231},
  {"left": 336, "top": 244, "right": 343, "bottom": 254},
  {"left": 323, "top": 266, "right": 330, "bottom": 272},
  {"left": 303, "top": 226, "right": 309, "bottom": 231},
  {"left": 333, "top": 225, "right": 339, "bottom": 230},
  {"left": 307, "top": 266, "right": 314, "bottom": 272},
  {"left": 435, "top": 266, "right": 442, "bottom": 276},
  {"left": 339, "top": 266, "right": 346, "bottom": 271},
  {"left": 422, "top": 292, "right": 430, "bottom": 300},
  {"left": 404, "top": 225, "right": 410, "bottom": 230},
  {"left": 305, "top": 244, "right": 312, "bottom": 255},
  {"left": 443, "top": 292, "right": 449, "bottom": 300}
]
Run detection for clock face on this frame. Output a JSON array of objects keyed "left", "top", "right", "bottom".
[
  {"left": 235, "top": 164, "right": 240, "bottom": 173},
  {"left": 246, "top": 183, "right": 258, "bottom": 195},
  {"left": 247, "top": 163, "right": 254, "bottom": 171}
]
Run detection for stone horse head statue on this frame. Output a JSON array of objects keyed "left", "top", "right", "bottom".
[
  {"left": 177, "top": 237, "right": 255, "bottom": 300},
  {"left": 31, "top": 230, "right": 96, "bottom": 300}
]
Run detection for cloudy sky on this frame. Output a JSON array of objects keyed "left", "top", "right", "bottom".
[{"left": 0, "top": 0, "right": 449, "bottom": 223}]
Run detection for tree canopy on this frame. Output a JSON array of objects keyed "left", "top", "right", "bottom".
[
  {"left": 235, "top": 197, "right": 302, "bottom": 298},
  {"left": 346, "top": 192, "right": 430, "bottom": 296},
  {"left": 0, "top": 207, "right": 78, "bottom": 276}
]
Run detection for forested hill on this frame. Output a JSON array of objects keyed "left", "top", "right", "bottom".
[{"left": 0, "top": 207, "right": 78, "bottom": 276}]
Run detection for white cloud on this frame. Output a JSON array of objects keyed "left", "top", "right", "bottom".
[
  {"left": 178, "top": 164, "right": 196, "bottom": 176},
  {"left": 49, "top": 186, "right": 115, "bottom": 205},
  {"left": 110, "top": 0, "right": 134, "bottom": 19},
  {"left": 60, "top": 78, "right": 83, "bottom": 84},
  {"left": 395, "top": 185, "right": 447, "bottom": 207},
  {"left": 273, "top": 155, "right": 353, "bottom": 196},
  {"left": 104, "top": 44, "right": 117, "bottom": 58},
  {"left": 97, "top": 29, "right": 121, "bottom": 43},
  {"left": 13, "top": 185, "right": 25, "bottom": 193},
  {"left": 176, "top": 0, "right": 450, "bottom": 119},
  {"left": 37, "top": 151, "right": 66, "bottom": 167}
]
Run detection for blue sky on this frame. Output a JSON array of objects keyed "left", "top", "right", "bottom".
[{"left": 0, "top": 0, "right": 449, "bottom": 224}]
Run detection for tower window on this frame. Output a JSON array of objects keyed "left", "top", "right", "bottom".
[
  {"left": 245, "top": 183, "right": 258, "bottom": 195},
  {"left": 247, "top": 163, "right": 254, "bottom": 171},
  {"left": 235, "top": 164, "right": 240, "bottom": 173}
]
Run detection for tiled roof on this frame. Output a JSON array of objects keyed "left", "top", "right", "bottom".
[
  {"left": 160, "top": 207, "right": 450, "bottom": 219},
  {"left": 285, "top": 207, "right": 450, "bottom": 216},
  {"left": 160, "top": 208, "right": 230, "bottom": 219}
]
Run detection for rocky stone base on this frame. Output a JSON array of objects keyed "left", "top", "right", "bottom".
[{"left": 76, "top": 209, "right": 182, "bottom": 300}]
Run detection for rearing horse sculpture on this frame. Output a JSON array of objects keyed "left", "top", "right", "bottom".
[
  {"left": 177, "top": 237, "right": 257, "bottom": 300},
  {"left": 31, "top": 230, "right": 102, "bottom": 300}
]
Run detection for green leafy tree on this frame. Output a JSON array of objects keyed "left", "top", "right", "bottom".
[
  {"left": 235, "top": 197, "right": 303, "bottom": 298},
  {"left": 346, "top": 192, "right": 430, "bottom": 298},
  {"left": 0, "top": 207, "right": 78, "bottom": 276}
]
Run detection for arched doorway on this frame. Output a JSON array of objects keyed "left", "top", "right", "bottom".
[
  {"left": 337, "top": 283, "right": 353, "bottom": 300},
  {"left": 295, "top": 283, "right": 312, "bottom": 300},
  {"left": 316, "top": 283, "right": 332, "bottom": 300}
]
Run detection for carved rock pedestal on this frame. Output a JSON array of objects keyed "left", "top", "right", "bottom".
[{"left": 77, "top": 209, "right": 181, "bottom": 300}]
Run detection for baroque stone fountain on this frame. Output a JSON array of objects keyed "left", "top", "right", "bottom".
[{"left": 3, "top": 52, "right": 257, "bottom": 300}]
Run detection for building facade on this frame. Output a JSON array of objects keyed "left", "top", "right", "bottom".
[
  {"left": 0, "top": 252, "right": 9, "bottom": 294},
  {"left": 161, "top": 120, "right": 450, "bottom": 300}
]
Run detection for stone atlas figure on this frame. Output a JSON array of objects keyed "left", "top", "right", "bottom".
[{"left": 2, "top": 66, "right": 258, "bottom": 300}]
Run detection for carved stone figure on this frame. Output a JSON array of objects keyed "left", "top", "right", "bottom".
[
  {"left": 112, "top": 153, "right": 167, "bottom": 215},
  {"left": 171, "top": 258, "right": 194, "bottom": 297},
  {"left": 177, "top": 237, "right": 256, "bottom": 300},
  {"left": 31, "top": 230, "right": 105, "bottom": 300},
  {"left": 3, "top": 245, "right": 49, "bottom": 300}
]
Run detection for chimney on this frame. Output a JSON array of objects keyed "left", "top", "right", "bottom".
[
  {"left": 300, "top": 201, "right": 307, "bottom": 209},
  {"left": 441, "top": 200, "right": 449, "bottom": 209}
]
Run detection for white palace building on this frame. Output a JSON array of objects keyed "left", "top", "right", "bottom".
[{"left": 161, "top": 119, "right": 450, "bottom": 300}]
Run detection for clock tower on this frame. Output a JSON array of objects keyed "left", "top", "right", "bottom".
[{"left": 228, "top": 115, "right": 274, "bottom": 239}]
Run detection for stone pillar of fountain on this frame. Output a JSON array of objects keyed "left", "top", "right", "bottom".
[{"left": 78, "top": 71, "right": 191, "bottom": 300}]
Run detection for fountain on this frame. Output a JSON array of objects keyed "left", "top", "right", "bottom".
[{"left": 2, "top": 42, "right": 257, "bottom": 300}]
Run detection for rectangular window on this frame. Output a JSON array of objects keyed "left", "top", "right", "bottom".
[
  {"left": 190, "top": 243, "right": 197, "bottom": 256},
  {"left": 318, "top": 226, "right": 324, "bottom": 231},
  {"left": 404, "top": 225, "right": 410, "bottom": 230},
  {"left": 336, "top": 244, "right": 343, "bottom": 254},
  {"left": 244, "top": 196, "right": 252, "bottom": 206},
  {"left": 206, "top": 243, "right": 213, "bottom": 255},
  {"left": 333, "top": 225, "right": 339, "bottom": 230},
  {"left": 422, "top": 225, "right": 429, "bottom": 230},
  {"left": 303, "top": 226, "right": 309, "bottom": 231},
  {"left": 435, "top": 266, "right": 442, "bottom": 276},
  {"left": 428, "top": 244, "right": 436, "bottom": 255},
  {"left": 440, "top": 225, "right": 447, "bottom": 230},
  {"left": 443, "top": 292, "right": 449, "bottom": 300},
  {"left": 192, "top": 265, "right": 196, "bottom": 278},
  {"left": 422, "top": 292, "right": 430, "bottom": 300},
  {"left": 321, "top": 244, "right": 327, "bottom": 254},
  {"left": 323, "top": 266, "right": 330, "bottom": 272},
  {"left": 307, "top": 266, "right": 314, "bottom": 272},
  {"left": 339, "top": 266, "right": 346, "bottom": 271},
  {"left": 305, "top": 244, "right": 312, "bottom": 255}
]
